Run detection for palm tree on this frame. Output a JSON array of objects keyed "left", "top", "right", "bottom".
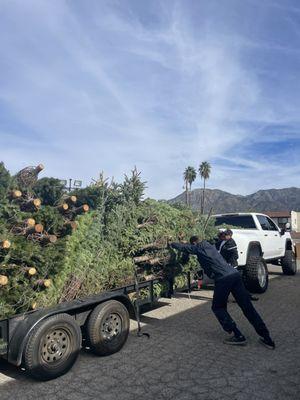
[
  {"left": 199, "top": 161, "right": 211, "bottom": 213},
  {"left": 183, "top": 166, "right": 197, "bottom": 205}
]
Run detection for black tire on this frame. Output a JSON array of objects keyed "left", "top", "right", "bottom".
[
  {"left": 243, "top": 256, "right": 269, "bottom": 293},
  {"left": 281, "top": 250, "right": 297, "bottom": 275},
  {"left": 87, "top": 300, "right": 129, "bottom": 356},
  {"left": 24, "top": 313, "right": 82, "bottom": 381}
]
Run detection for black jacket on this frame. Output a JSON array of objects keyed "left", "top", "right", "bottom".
[
  {"left": 216, "top": 238, "right": 239, "bottom": 267},
  {"left": 171, "top": 241, "right": 237, "bottom": 281}
]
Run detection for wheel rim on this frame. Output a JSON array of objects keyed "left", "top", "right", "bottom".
[
  {"left": 41, "top": 328, "right": 72, "bottom": 364},
  {"left": 101, "top": 313, "right": 122, "bottom": 340},
  {"left": 258, "top": 262, "right": 267, "bottom": 287}
]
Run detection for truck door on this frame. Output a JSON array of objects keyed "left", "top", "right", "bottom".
[
  {"left": 256, "top": 215, "right": 282, "bottom": 259},
  {"left": 265, "top": 216, "right": 284, "bottom": 258}
]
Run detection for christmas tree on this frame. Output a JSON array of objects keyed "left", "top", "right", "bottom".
[{"left": 0, "top": 164, "right": 217, "bottom": 319}]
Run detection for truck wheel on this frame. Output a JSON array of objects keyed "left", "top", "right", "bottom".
[
  {"left": 24, "top": 313, "right": 81, "bottom": 381},
  {"left": 243, "top": 256, "right": 268, "bottom": 293},
  {"left": 87, "top": 300, "right": 129, "bottom": 356},
  {"left": 281, "top": 250, "right": 297, "bottom": 275}
]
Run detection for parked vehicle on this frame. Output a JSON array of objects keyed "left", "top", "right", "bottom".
[
  {"left": 213, "top": 213, "right": 297, "bottom": 293},
  {"left": 0, "top": 279, "right": 159, "bottom": 381}
]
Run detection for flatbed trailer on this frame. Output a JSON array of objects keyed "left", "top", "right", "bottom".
[{"left": 0, "top": 278, "right": 159, "bottom": 381}]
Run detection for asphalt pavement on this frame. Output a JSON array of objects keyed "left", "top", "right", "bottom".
[{"left": 0, "top": 264, "right": 299, "bottom": 400}]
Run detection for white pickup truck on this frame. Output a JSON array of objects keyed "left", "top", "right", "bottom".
[{"left": 213, "top": 213, "right": 297, "bottom": 293}]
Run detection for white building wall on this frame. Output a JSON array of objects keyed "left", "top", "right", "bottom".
[{"left": 291, "top": 211, "right": 300, "bottom": 232}]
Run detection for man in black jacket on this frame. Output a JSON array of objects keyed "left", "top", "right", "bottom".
[
  {"left": 217, "top": 230, "right": 259, "bottom": 301},
  {"left": 216, "top": 229, "right": 239, "bottom": 267},
  {"left": 170, "top": 236, "right": 275, "bottom": 348}
]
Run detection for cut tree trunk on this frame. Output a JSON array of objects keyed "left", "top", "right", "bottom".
[
  {"left": 35, "top": 164, "right": 44, "bottom": 174},
  {"left": 12, "top": 220, "right": 38, "bottom": 235},
  {"left": 134, "top": 255, "right": 169, "bottom": 266},
  {"left": 144, "top": 274, "right": 157, "bottom": 281},
  {"left": 40, "top": 234, "right": 57, "bottom": 245},
  {"left": 25, "top": 224, "right": 44, "bottom": 235},
  {"left": 57, "top": 203, "right": 69, "bottom": 212},
  {"left": 0, "top": 240, "right": 11, "bottom": 249},
  {"left": 66, "top": 195, "right": 77, "bottom": 204},
  {"left": 148, "top": 257, "right": 169, "bottom": 266},
  {"left": 138, "top": 242, "right": 167, "bottom": 252},
  {"left": 64, "top": 221, "right": 78, "bottom": 230},
  {"left": 0, "top": 275, "right": 8, "bottom": 286},
  {"left": 134, "top": 255, "right": 152, "bottom": 263},
  {"left": 24, "top": 218, "right": 36, "bottom": 227},
  {"left": 21, "top": 198, "right": 41, "bottom": 211},
  {"left": 136, "top": 215, "right": 158, "bottom": 229},
  {"left": 24, "top": 267, "right": 37, "bottom": 277},
  {"left": 74, "top": 204, "right": 89, "bottom": 214},
  {"left": 36, "top": 279, "right": 51, "bottom": 288},
  {"left": 61, "top": 220, "right": 78, "bottom": 236},
  {"left": 10, "top": 190, "right": 22, "bottom": 199}
]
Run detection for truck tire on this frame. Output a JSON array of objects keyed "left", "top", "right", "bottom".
[
  {"left": 281, "top": 250, "right": 297, "bottom": 275},
  {"left": 243, "top": 256, "right": 268, "bottom": 293},
  {"left": 24, "top": 313, "right": 81, "bottom": 381},
  {"left": 87, "top": 300, "right": 129, "bottom": 356}
]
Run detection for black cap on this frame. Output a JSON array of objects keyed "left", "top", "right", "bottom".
[{"left": 224, "top": 229, "right": 233, "bottom": 236}]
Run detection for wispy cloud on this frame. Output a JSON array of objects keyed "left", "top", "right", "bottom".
[{"left": 0, "top": 0, "right": 299, "bottom": 198}]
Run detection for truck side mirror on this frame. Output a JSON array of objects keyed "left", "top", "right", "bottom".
[{"left": 280, "top": 228, "right": 286, "bottom": 236}]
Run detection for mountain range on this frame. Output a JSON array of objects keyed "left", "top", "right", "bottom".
[{"left": 169, "top": 187, "right": 300, "bottom": 214}]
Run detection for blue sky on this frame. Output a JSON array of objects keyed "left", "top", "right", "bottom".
[{"left": 0, "top": 0, "right": 300, "bottom": 198}]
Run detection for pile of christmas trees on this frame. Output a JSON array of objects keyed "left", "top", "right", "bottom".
[
  {"left": 0, "top": 163, "right": 91, "bottom": 318},
  {"left": 0, "top": 163, "right": 217, "bottom": 320}
]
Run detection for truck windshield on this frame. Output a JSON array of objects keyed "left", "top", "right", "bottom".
[{"left": 214, "top": 215, "right": 256, "bottom": 229}]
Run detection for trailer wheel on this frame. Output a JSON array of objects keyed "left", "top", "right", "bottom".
[
  {"left": 24, "top": 313, "right": 81, "bottom": 381},
  {"left": 243, "top": 256, "right": 268, "bottom": 293},
  {"left": 281, "top": 250, "right": 297, "bottom": 275},
  {"left": 87, "top": 300, "right": 129, "bottom": 356}
]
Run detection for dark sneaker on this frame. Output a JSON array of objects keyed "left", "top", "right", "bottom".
[
  {"left": 259, "top": 337, "right": 275, "bottom": 350},
  {"left": 223, "top": 336, "right": 247, "bottom": 346}
]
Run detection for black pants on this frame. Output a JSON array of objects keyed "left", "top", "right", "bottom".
[{"left": 212, "top": 272, "right": 270, "bottom": 338}]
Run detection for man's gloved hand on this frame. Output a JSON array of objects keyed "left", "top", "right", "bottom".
[{"left": 166, "top": 237, "right": 175, "bottom": 249}]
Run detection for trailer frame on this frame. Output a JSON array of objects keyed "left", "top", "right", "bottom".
[{"left": 0, "top": 278, "right": 160, "bottom": 368}]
